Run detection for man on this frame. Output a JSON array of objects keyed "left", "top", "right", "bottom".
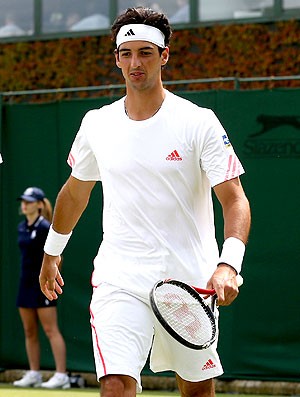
[{"left": 40, "top": 7, "right": 251, "bottom": 397}]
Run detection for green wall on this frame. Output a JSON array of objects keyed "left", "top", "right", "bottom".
[{"left": 0, "top": 89, "right": 299, "bottom": 381}]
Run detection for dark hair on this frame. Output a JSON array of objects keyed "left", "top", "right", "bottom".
[{"left": 111, "top": 7, "right": 172, "bottom": 49}]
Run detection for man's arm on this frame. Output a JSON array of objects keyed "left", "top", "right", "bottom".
[
  {"left": 208, "top": 176, "right": 251, "bottom": 306},
  {"left": 39, "top": 176, "right": 96, "bottom": 300}
]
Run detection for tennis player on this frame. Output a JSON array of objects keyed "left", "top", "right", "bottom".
[{"left": 40, "top": 7, "right": 251, "bottom": 397}]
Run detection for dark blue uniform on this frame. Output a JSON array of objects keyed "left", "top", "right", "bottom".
[{"left": 16, "top": 215, "right": 57, "bottom": 308}]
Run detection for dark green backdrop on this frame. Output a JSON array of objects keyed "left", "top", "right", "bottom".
[{"left": 0, "top": 89, "right": 299, "bottom": 381}]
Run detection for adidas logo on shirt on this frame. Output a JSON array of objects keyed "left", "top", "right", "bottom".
[
  {"left": 124, "top": 29, "right": 135, "bottom": 36},
  {"left": 202, "top": 359, "right": 216, "bottom": 371},
  {"left": 166, "top": 150, "right": 182, "bottom": 161}
]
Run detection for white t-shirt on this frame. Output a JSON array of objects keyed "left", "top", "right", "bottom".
[
  {"left": 68, "top": 90, "right": 244, "bottom": 298},
  {"left": 0, "top": 153, "right": 2, "bottom": 163}
]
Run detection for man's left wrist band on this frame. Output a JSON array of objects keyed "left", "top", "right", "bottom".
[
  {"left": 218, "top": 237, "right": 245, "bottom": 274},
  {"left": 44, "top": 225, "right": 72, "bottom": 256}
]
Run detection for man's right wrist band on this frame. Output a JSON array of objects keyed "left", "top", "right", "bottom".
[{"left": 44, "top": 224, "right": 72, "bottom": 256}]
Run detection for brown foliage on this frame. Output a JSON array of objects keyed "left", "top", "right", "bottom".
[{"left": 0, "top": 20, "right": 300, "bottom": 102}]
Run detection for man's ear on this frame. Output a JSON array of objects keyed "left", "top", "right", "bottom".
[
  {"left": 114, "top": 49, "right": 121, "bottom": 69},
  {"left": 161, "top": 47, "right": 169, "bottom": 66}
]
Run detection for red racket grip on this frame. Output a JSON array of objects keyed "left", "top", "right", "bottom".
[
  {"left": 192, "top": 286, "right": 215, "bottom": 295},
  {"left": 192, "top": 275, "right": 243, "bottom": 295},
  {"left": 163, "top": 278, "right": 215, "bottom": 295}
]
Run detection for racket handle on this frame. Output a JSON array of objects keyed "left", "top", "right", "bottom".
[
  {"left": 192, "top": 274, "right": 244, "bottom": 295},
  {"left": 192, "top": 287, "right": 216, "bottom": 295}
]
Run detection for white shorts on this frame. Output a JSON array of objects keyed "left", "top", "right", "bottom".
[{"left": 90, "top": 283, "right": 223, "bottom": 393}]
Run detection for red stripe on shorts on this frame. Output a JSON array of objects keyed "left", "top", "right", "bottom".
[{"left": 90, "top": 307, "right": 107, "bottom": 375}]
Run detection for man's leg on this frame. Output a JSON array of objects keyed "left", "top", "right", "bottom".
[
  {"left": 176, "top": 374, "right": 215, "bottom": 397},
  {"left": 91, "top": 284, "right": 154, "bottom": 396}
]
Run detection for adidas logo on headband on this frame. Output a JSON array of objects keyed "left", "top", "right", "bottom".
[
  {"left": 125, "top": 29, "right": 135, "bottom": 37},
  {"left": 116, "top": 24, "right": 165, "bottom": 48}
]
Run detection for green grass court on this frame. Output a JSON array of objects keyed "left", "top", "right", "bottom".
[
  {"left": 0, "top": 384, "right": 288, "bottom": 397},
  {"left": 0, "top": 386, "right": 174, "bottom": 397}
]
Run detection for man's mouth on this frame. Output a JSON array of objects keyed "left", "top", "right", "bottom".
[{"left": 130, "top": 71, "right": 144, "bottom": 77}]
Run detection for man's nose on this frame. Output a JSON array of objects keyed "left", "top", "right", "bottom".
[{"left": 131, "top": 54, "right": 142, "bottom": 68}]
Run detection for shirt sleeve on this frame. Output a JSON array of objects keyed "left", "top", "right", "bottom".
[
  {"left": 67, "top": 112, "right": 101, "bottom": 181},
  {"left": 0, "top": 153, "right": 3, "bottom": 163},
  {"left": 200, "top": 110, "right": 245, "bottom": 187}
]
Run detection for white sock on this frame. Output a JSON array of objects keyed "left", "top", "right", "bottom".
[
  {"left": 29, "top": 370, "right": 40, "bottom": 376},
  {"left": 55, "top": 372, "right": 67, "bottom": 379}
]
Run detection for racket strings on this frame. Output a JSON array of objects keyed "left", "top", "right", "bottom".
[{"left": 154, "top": 284, "right": 215, "bottom": 345}]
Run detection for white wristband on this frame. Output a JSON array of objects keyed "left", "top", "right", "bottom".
[
  {"left": 44, "top": 225, "right": 72, "bottom": 256},
  {"left": 218, "top": 237, "right": 245, "bottom": 274}
]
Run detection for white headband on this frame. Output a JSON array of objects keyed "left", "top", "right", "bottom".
[{"left": 116, "top": 24, "right": 165, "bottom": 49}]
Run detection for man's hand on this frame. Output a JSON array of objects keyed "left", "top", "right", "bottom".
[
  {"left": 39, "top": 253, "right": 64, "bottom": 300},
  {"left": 206, "top": 264, "right": 240, "bottom": 306}
]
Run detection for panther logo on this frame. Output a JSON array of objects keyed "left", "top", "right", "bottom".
[
  {"left": 244, "top": 114, "right": 300, "bottom": 158},
  {"left": 250, "top": 115, "right": 300, "bottom": 138}
]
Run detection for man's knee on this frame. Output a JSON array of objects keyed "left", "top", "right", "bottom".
[{"left": 100, "top": 374, "right": 136, "bottom": 397}]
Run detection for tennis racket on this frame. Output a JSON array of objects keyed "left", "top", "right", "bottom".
[{"left": 149, "top": 275, "right": 243, "bottom": 350}]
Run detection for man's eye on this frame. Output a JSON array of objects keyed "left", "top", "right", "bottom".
[{"left": 121, "top": 52, "right": 131, "bottom": 57}]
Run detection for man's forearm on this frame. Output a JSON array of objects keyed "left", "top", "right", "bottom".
[
  {"left": 223, "top": 196, "right": 251, "bottom": 244},
  {"left": 51, "top": 176, "right": 95, "bottom": 233}
]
